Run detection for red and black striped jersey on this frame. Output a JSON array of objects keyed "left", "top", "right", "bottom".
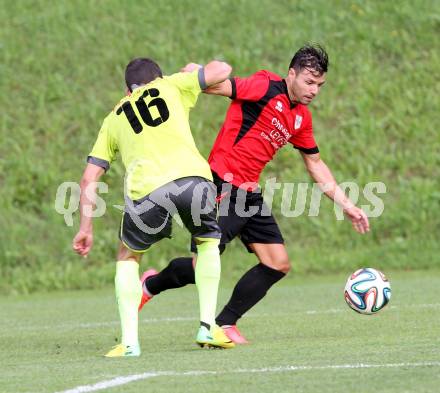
[{"left": 208, "top": 70, "right": 319, "bottom": 190}]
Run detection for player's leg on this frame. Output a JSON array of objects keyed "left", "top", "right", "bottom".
[
  {"left": 140, "top": 255, "right": 195, "bottom": 301},
  {"left": 193, "top": 237, "right": 233, "bottom": 349},
  {"left": 173, "top": 176, "right": 234, "bottom": 348},
  {"left": 107, "top": 194, "right": 171, "bottom": 357},
  {"left": 140, "top": 174, "right": 242, "bottom": 305},
  {"left": 137, "top": 182, "right": 202, "bottom": 306},
  {"left": 193, "top": 237, "right": 221, "bottom": 329},
  {"left": 141, "top": 239, "right": 222, "bottom": 330},
  {"left": 216, "top": 243, "right": 289, "bottom": 325},
  {"left": 105, "top": 242, "right": 143, "bottom": 357},
  {"left": 216, "top": 202, "right": 290, "bottom": 342}
]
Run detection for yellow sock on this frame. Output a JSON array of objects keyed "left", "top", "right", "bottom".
[
  {"left": 115, "top": 260, "right": 142, "bottom": 347},
  {"left": 195, "top": 239, "right": 221, "bottom": 328}
]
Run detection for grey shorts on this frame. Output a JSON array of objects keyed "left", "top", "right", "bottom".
[{"left": 120, "top": 176, "right": 221, "bottom": 252}]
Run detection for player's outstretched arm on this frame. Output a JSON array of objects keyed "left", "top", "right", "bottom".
[
  {"left": 203, "top": 60, "right": 232, "bottom": 87},
  {"left": 181, "top": 61, "right": 233, "bottom": 96},
  {"left": 72, "top": 163, "right": 105, "bottom": 257},
  {"left": 300, "top": 152, "right": 370, "bottom": 234},
  {"left": 202, "top": 79, "right": 232, "bottom": 97}
]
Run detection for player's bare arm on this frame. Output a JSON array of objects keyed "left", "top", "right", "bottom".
[
  {"left": 181, "top": 60, "right": 232, "bottom": 88},
  {"left": 72, "top": 163, "right": 105, "bottom": 257},
  {"left": 202, "top": 79, "right": 232, "bottom": 96},
  {"left": 301, "top": 151, "right": 370, "bottom": 234},
  {"left": 203, "top": 61, "right": 232, "bottom": 86},
  {"left": 181, "top": 61, "right": 232, "bottom": 96}
]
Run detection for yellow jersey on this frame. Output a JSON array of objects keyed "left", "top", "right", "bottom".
[{"left": 88, "top": 69, "right": 212, "bottom": 200}]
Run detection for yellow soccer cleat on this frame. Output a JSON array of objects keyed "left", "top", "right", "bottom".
[
  {"left": 104, "top": 344, "right": 141, "bottom": 358},
  {"left": 196, "top": 325, "right": 235, "bottom": 349}
]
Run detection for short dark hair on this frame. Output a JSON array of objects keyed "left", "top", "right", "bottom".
[
  {"left": 125, "top": 58, "right": 163, "bottom": 91},
  {"left": 289, "top": 44, "right": 329, "bottom": 75}
]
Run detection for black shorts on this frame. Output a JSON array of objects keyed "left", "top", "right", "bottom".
[
  {"left": 191, "top": 172, "right": 284, "bottom": 254},
  {"left": 120, "top": 177, "right": 221, "bottom": 252}
]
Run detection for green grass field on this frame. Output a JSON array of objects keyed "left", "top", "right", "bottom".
[
  {"left": 1, "top": 0, "right": 439, "bottom": 293},
  {"left": 2, "top": 2, "right": 439, "bottom": 390},
  {"left": 2, "top": 2, "right": 439, "bottom": 392},
  {"left": 2, "top": 271, "right": 440, "bottom": 393}
]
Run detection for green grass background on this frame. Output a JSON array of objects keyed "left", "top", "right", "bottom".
[
  {"left": 1, "top": 272, "right": 440, "bottom": 393},
  {"left": 1, "top": 0, "right": 439, "bottom": 293}
]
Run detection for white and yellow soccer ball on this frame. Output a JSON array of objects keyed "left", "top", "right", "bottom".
[{"left": 344, "top": 268, "right": 391, "bottom": 314}]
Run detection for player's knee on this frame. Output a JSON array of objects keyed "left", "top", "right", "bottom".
[
  {"left": 117, "top": 243, "right": 142, "bottom": 262},
  {"left": 272, "top": 257, "right": 291, "bottom": 274}
]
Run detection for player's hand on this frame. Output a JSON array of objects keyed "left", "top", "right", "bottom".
[
  {"left": 343, "top": 206, "right": 370, "bottom": 234},
  {"left": 181, "top": 63, "right": 202, "bottom": 73},
  {"left": 73, "top": 230, "right": 93, "bottom": 257}
]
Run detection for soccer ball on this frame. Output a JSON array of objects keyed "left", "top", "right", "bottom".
[{"left": 344, "top": 268, "right": 391, "bottom": 314}]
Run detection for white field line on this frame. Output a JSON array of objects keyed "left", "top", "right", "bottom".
[
  {"left": 55, "top": 361, "right": 440, "bottom": 393},
  {"left": 8, "top": 316, "right": 197, "bottom": 332},
  {"left": 7, "top": 303, "right": 440, "bottom": 332}
]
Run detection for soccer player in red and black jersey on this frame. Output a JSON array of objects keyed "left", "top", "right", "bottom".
[{"left": 139, "top": 44, "right": 370, "bottom": 344}]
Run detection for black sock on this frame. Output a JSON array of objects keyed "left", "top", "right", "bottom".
[
  {"left": 145, "top": 257, "right": 195, "bottom": 295},
  {"left": 216, "top": 263, "right": 286, "bottom": 326}
]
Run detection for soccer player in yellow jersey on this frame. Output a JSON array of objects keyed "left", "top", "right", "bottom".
[{"left": 72, "top": 58, "right": 234, "bottom": 356}]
